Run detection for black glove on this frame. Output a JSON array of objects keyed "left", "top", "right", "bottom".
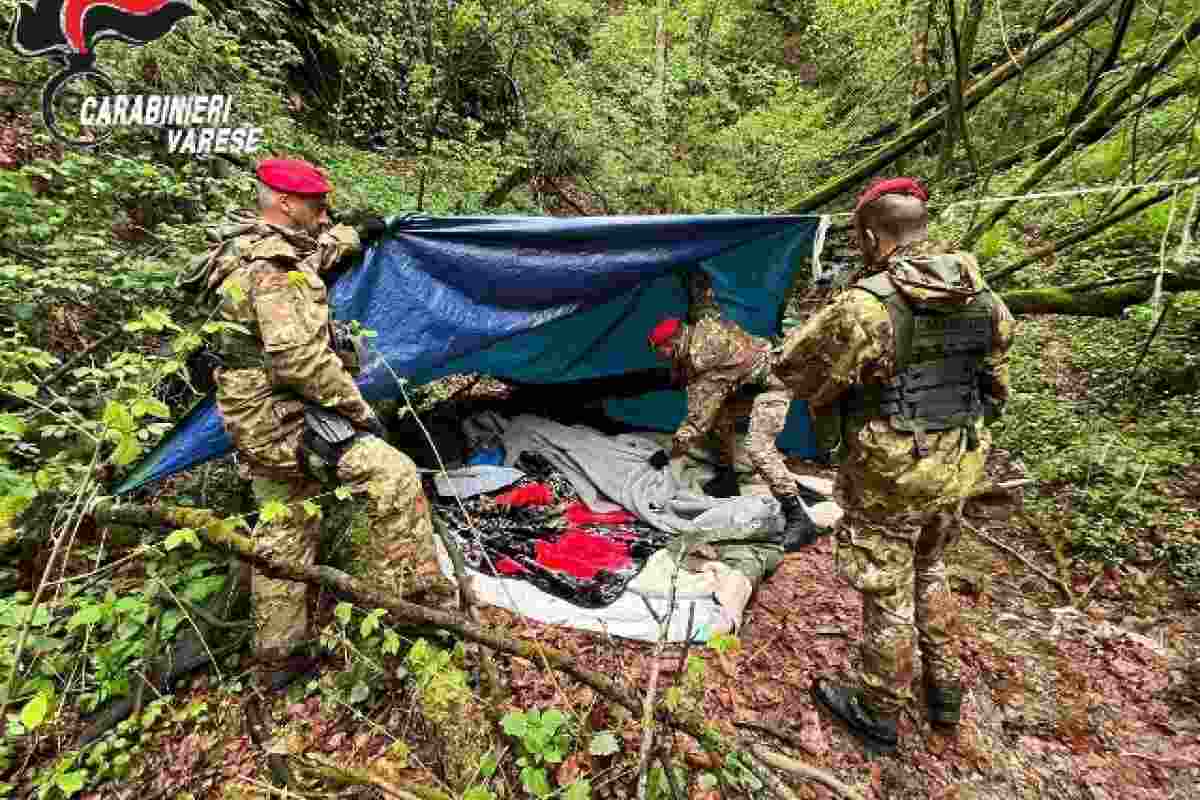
[
  {"left": 702, "top": 467, "right": 741, "bottom": 499},
  {"left": 648, "top": 450, "right": 671, "bottom": 470},
  {"left": 356, "top": 216, "right": 388, "bottom": 244}
]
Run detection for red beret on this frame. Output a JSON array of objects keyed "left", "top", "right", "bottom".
[
  {"left": 855, "top": 177, "right": 929, "bottom": 211},
  {"left": 256, "top": 158, "right": 332, "bottom": 196},
  {"left": 648, "top": 318, "right": 682, "bottom": 347}
]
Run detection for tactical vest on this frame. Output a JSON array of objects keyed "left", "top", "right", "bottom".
[{"left": 841, "top": 256, "right": 996, "bottom": 458}]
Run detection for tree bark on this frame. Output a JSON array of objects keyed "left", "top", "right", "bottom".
[
  {"left": 783, "top": 0, "right": 1120, "bottom": 214},
  {"left": 999, "top": 272, "right": 1200, "bottom": 316},
  {"left": 939, "top": 0, "right": 982, "bottom": 178},
  {"left": 960, "top": 14, "right": 1200, "bottom": 248}
]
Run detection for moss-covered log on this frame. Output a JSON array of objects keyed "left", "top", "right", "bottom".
[{"left": 1000, "top": 273, "right": 1200, "bottom": 316}]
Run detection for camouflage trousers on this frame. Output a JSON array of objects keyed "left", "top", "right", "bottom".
[
  {"left": 834, "top": 507, "right": 963, "bottom": 714},
  {"left": 248, "top": 434, "right": 445, "bottom": 660},
  {"left": 713, "top": 377, "right": 798, "bottom": 498}
]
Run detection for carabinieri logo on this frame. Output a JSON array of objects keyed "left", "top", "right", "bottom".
[{"left": 8, "top": 0, "right": 249, "bottom": 150}]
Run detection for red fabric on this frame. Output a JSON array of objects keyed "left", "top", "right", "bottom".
[
  {"left": 494, "top": 483, "right": 555, "bottom": 507},
  {"left": 647, "top": 318, "right": 682, "bottom": 347},
  {"left": 855, "top": 177, "right": 930, "bottom": 211},
  {"left": 256, "top": 158, "right": 333, "bottom": 195},
  {"left": 495, "top": 557, "right": 528, "bottom": 575},
  {"left": 564, "top": 502, "right": 637, "bottom": 525},
  {"left": 534, "top": 530, "right": 632, "bottom": 579}
]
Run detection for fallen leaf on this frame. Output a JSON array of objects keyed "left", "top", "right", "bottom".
[
  {"left": 557, "top": 753, "right": 583, "bottom": 786},
  {"left": 797, "top": 709, "right": 828, "bottom": 756},
  {"left": 684, "top": 751, "right": 721, "bottom": 770}
]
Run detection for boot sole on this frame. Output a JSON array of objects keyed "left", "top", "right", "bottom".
[{"left": 810, "top": 681, "right": 898, "bottom": 755}]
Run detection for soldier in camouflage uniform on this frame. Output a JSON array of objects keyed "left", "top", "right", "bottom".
[
  {"left": 773, "top": 178, "right": 1016, "bottom": 751},
  {"left": 646, "top": 286, "right": 816, "bottom": 549},
  {"left": 177, "top": 159, "right": 446, "bottom": 683}
]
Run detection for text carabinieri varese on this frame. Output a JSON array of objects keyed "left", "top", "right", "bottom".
[{"left": 77, "top": 94, "right": 263, "bottom": 154}]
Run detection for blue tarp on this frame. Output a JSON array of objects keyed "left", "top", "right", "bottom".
[{"left": 116, "top": 214, "right": 827, "bottom": 495}]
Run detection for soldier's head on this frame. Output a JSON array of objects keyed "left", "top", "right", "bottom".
[
  {"left": 255, "top": 158, "right": 333, "bottom": 237},
  {"left": 648, "top": 318, "right": 683, "bottom": 361},
  {"left": 853, "top": 177, "right": 930, "bottom": 269}
]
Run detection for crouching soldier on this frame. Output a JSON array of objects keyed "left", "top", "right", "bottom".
[
  {"left": 176, "top": 158, "right": 449, "bottom": 688},
  {"left": 645, "top": 315, "right": 818, "bottom": 549},
  {"left": 772, "top": 177, "right": 1016, "bottom": 752}
]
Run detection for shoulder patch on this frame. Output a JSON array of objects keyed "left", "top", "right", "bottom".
[{"left": 245, "top": 236, "right": 301, "bottom": 264}]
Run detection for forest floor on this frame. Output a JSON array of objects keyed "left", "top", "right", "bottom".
[
  {"left": 64, "top": 414, "right": 1200, "bottom": 799},
  {"left": 70, "top": 448, "right": 1200, "bottom": 800}
]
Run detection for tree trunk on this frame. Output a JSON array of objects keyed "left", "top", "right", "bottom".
[
  {"left": 1000, "top": 272, "right": 1200, "bottom": 316},
  {"left": 910, "top": 0, "right": 934, "bottom": 107},
  {"left": 986, "top": 182, "right": 1194, "bottom": 284},
  {"left": 961, "top": 14, "right": 1200, "bottom": 248},
  {"left": 783, "top": 0, "right": 1120, "bottom": 214},
  {"left": 482, "top": 165, "right": 535, "bottom": 208},
  {"left": 1063, "top": 0, "right": 1136, "bottom": 127}
]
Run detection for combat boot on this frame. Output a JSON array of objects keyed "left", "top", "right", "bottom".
[
  {"left": 924, "top": 677, "right": 963, "bottom": 728},
  {"left": 778, "top": 495, "right": 818, "bottom": 550},
  {"left": 811, "top": 678, "right": 899, "bottom": 754},
  {"left": 703, "top": 466, "right": 741, "bottom": 498}
]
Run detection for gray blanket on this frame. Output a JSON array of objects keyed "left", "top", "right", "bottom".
[{"left": 463, "top": 412, "right": 784, "bottom": 542}]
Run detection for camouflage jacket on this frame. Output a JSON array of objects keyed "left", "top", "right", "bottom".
[
  {"left": 178, "top": 211, "right": 372, "bottom": 469},
  {"left": 774, "top": 249, "right": 1016, "bottom": 515},
  {"left": 669, "top": 316, "right": 774, "bottom": 457}
]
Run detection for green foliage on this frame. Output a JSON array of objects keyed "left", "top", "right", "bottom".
[
  {"left": 994, "top": 315, "right": 1200, "bottom": 586},
  {"left": 500, "top": 707, "right": 595, "bottom": 799}
]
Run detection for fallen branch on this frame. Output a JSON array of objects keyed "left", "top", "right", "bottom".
[
  {"left": 961, "top": 518, "right": 1072, "bottom": 603},
  {"left": 750, "top": 746, "right": 865, "bottom": 800},
  {"left": 66, "top": 496, "right": 853, "bottom": 794},
  {"left": 297, "top": 752, "right": 453, "bottom": 800},
  {"left": 1116, "top": 751, "right": 1200, "bottom": 769},
  {"left": 745, "top": 749, "right": 803, "bottom": 800},
  {"left": 734, "top": 720, "right": 822, "bottom": 758}
]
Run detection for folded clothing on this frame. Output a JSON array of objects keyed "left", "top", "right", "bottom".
[
  {"left": 564, "top": 502, "right": 638, "bottom": 526},
  {"left": 494, "top": 483, "right": 555, "bottom": 507}
]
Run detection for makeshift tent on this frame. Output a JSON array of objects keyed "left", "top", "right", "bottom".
[{"left": 116, "top": 213, "right": 831, "bottom": 496}]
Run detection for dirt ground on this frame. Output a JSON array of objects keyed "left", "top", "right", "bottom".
[{"left": 484, "top": 454, "right": 1200, "bottom": 800}]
